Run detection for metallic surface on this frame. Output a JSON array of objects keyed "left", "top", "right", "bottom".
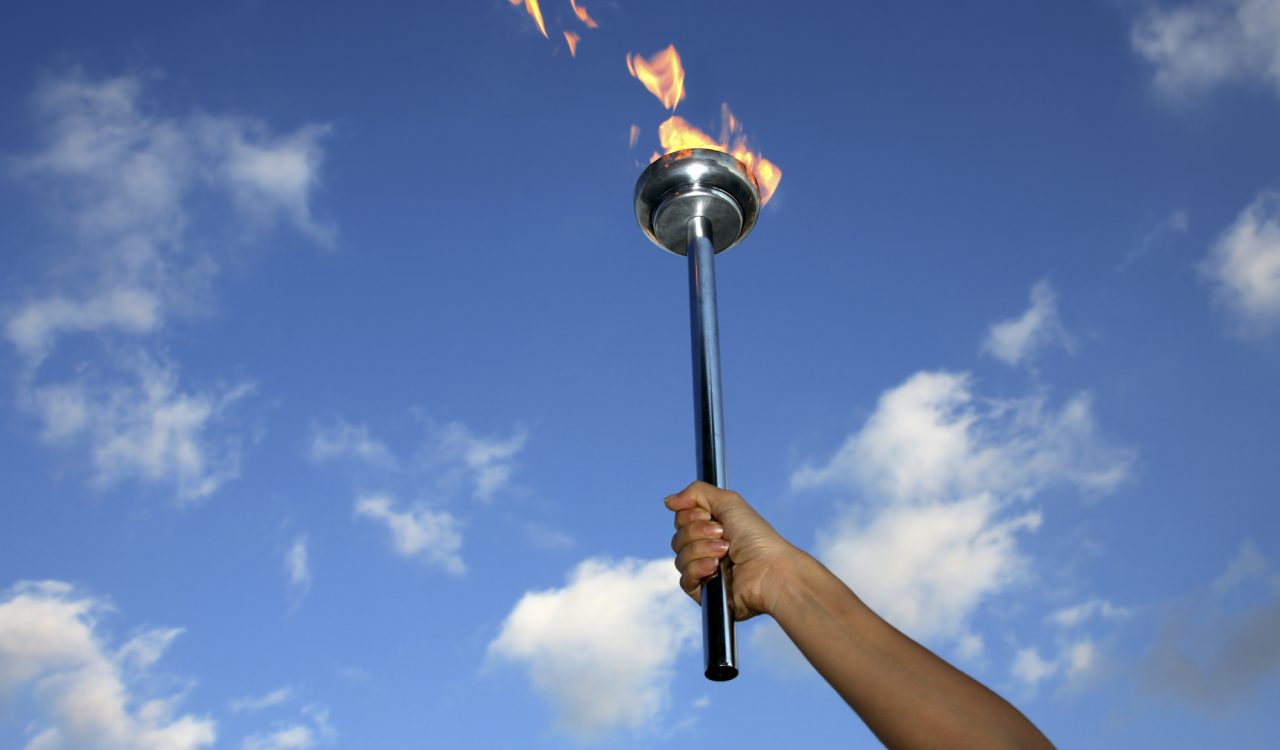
[
  {"left": 634, "top": 149, "right": 760, "bottom": 255},
  {"left": 686, "top": 215, "right": 738, "bottom": 682},
  {"left": 634, "top": 148, "right": 761, "bottom": 682}
]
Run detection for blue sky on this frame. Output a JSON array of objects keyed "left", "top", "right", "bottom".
[{"left": 1, "top": 1, "right": 1279, "bottom": 747}]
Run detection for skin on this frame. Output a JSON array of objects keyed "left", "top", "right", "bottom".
[{"left": 666, "top": 481, "right": 1056, "bottom": 750}]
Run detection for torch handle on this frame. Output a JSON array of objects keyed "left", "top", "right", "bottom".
[{"left": 686, "top": 215, "right": 738, "bottom": 682}]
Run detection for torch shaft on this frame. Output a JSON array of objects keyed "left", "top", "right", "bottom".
[{"left": 686, "top": 215, "right": 738, "bottom": 681}]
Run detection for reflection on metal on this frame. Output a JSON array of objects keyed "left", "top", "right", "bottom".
[{"left": 634, "top": 148, "right": 761, "bottom": 682}]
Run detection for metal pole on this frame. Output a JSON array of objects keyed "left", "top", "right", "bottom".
[{"left": 686, "top": 214, "right": 737, "bottom": 681}]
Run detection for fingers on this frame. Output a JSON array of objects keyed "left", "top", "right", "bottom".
[
  {"left": 680, "top": 556, "right": 721, "bottom": 600},
  {"left": 673, "top": 507, "right": 711, "bottom": 529},
  {"left": 664, "top": 481, "right": 747, "bottom": 520},
  {"left": 670, "top": 518, "right": 723, "bottom": 553}
]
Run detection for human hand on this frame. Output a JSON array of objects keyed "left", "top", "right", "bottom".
[{"left": 665, "top": 481, "right": 797, "bottom": 621}]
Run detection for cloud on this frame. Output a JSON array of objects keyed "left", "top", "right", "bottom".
[
  {"left": 820, "top": 495, "right": 1042, "bottom": 643},
  {"left": 1048, "top": 598, "right": 1130, "bottom": 628},
  {"left": 4, "top": 71, "right": 329, "bottom": 500},
  {"left": 488, "top": 557, "right": 698, "bottom": 741},
  {"left": 1140, "top": 541, "right": 1280, "bottom": 712},
  {"left": 23, "top": 355, "right": 252, "bottom": 502},
  {"left": 1131, "top": 0, "right": 1280, "bottom": 98},
  {"left": 792, "top": 371, "right": 1132, "bottom": 648},
  {"left": 1010, "top": 639, "right": 1101, "bottom": 691},
  {"left": 1200, "top": 190, "right": 1280, "bottom": 335},
  {"left": 981, "top": 280, "right": 1073, "bottom": 367},
  {"left": 427, "top": 421, "right": 528, "bottom": 502},
  {"left": 229, "top": 687, "right": 293, "bottom": 713},
  {"left": 286, "top": 536, "right": 311, "bottom": 602},
  {"left": 792, "top": 371, "right": 1131, "bottom": 503},
  {"left": 0, "top": 580, "right": 216, "bottom": 750},
  {"left": 1012, "top": 647, "right": 1058, "bottom": 686},
  {"left": 307, "top": 420, "right": 397, "bottom": 469},
  {"left": 241, "top": 704, "right": 334, "bottom": 750},
  {"left": 353, "top": 494, "right": 465, "bottom": 575}
]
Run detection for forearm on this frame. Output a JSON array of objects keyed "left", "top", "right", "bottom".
[{"left": 769, "top": 549, "right": 1055, "bottom": 750}]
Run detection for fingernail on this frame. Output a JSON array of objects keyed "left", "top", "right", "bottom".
[
  {"left": 711, "top": 540, "right": 729, "bottom": 552},
  {"left": 707, "top": 523, "right": 724, "bottom": 536}
]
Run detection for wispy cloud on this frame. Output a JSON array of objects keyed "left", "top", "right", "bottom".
[
  {"left": 426, "top": 421, "right": 529, "bottom": 502},
  {"left": 25, "top": 353, "right": 253, "bottom": 502},
  {"left": 1200, "top": 190, "right": 1280, "bottom": 336},
  {"left": 3, "top": 71, "right": 330, "bottom": 501},
  {"left": 981, "top": 280, "right": 1073, "bottom": 367},
  {"left": 354, "top": 494, "right": 465, "bottom": 575},
  {"left": 791, "top": 371, "right": 1132, "bottom": 649},
  {"left": 241, "top": 704, "right": 335, "bottom": 750},
  {"left": 230, "top": 686, "right": 294, "bottom": 714},
  {"left": 488, "top": 557, "right": 698, "bottom": 741},
  {"left": 0, "top": 580, "right": 216, "bottom": 750},
  {"left": 308, "top": 419, "right": 397, "bottom": 469},
  {"left": 286, "top": 535, "right": 312, "bottom": 604},
  {"left": 1010, "top": 640, "right": 1100, "bottom": 691},
  {"left": 1140, "top": 541, "right": 1280, "bottom": 712},
  {"left": 1048, "top": 598, "right": 1130, "bottom": 629},
  {"left": 1131, "top": 0, "right": 1280, "bottom": 99}
]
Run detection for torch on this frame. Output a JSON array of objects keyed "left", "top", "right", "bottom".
[{"left": 634, "top": 148, "right": 761, "bottom": 682}]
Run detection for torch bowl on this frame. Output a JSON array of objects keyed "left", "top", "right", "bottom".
[{"left": 634, "top": 148, "right": 760, "bottom": 255}]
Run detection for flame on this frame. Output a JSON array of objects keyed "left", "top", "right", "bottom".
[
  {"left": 570, "top": 0, "right": 599, "bottom": 28},
  {"left": 564, "top": 31, "right": 580, "bottom": 56},
  {"left": 626, "top": 45, "right": 686, "bottom": 111},
  {"left": 656, "top": 105, "right": 782, "bottom": 205},
  {"left": 628, "top": 124, "right": 640, "bottom": 148},
  {"left": 509, "top": 0, "right": 548, "bottom": 38}
]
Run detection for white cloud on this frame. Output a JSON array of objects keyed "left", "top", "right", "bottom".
[
  {"left": 229, "top": 687, "right": 293, "bottom": 713},
  {"left": 307, "top": 420, "right": 397, "bottom": 469},
  {"left": 241, "top": 704, "right": 334, "bottom": 750},
  {"left": 981, "top": 280, "right": 1072, "bottom": 367},
  {"left": 25, "top": 355, "right": 253, "bottom": 503},
  {"left": 286, "top": 536, "right": 311, "bottom": 601},
  {"left": 354, "top": 495, "right": 465, "bottom": 575},
  {"left": 1200, "top": 190, "right": 1280, "bottom": 335},
  {"left": 1010, "top": 639, "right": 1099, "bottom": 689},
  {"left": 6, "top": 288, "right": 161, "bottom": 366},
  {"left": 428, "top": 421, "right": 528, "bottom": 502},
  {"left": 0, "top": 580, "right": 216, "bottom": 750},
  {"left": 791, "top": 371, "right": 1132, "bottom": 649},
  {"left": 792, "top": 371, "right": 1131, "bottom": 503},
  {"left": 488, "top": 557, "right": 698, "bottom": 741},
  {"left": 1048, "top": 598, "right": 1130, "bottom": 628},
  {"left": 1132, "top": 0, "right": 1280, "bottom": 98},
  {"left": 1012, "top": 647, "right": 1058, "bottom": 686},
  {"left": 820, "top": 495, "right": 1041, "bottom": 642},
  {"left": 1141, "top": 541, "right": 1280, "bottom": 712},
  {"left": 4, "top": 71, "right": 330, "bottom": 500},
  {"left": 195, "top": 118, "right": 333, "bottom": 244}
]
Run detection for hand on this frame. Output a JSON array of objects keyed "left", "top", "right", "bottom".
[{"left": 665, "top": 481, "right": 797, "bottom": 621}]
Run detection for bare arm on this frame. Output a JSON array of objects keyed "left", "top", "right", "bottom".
[{"left": 666, "top": 481, "right": 1054, "bottom": 750}]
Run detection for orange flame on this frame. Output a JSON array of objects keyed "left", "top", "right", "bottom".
[
  {"left": 626, "top": 45, "right": 686, "bottom": 111},
  {"left": 628, "top": 124, "right": 640, "bottom": 148},
  {"left": 509, "top": 0, "right": 548, "bottom": 38},
  {"left": 657, "top": 105, "right": 782, "bottom": 205},
  {"left": 564, "top": 31, "right": 580, "bottom": 56},
  {"left": 570, "top": 0, "right": 599, "bottom": 29}
]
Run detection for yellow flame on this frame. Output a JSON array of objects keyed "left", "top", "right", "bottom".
[
  {"left": 509, "top": 0, "right": 548, "bottom": 38},
  {"left": 569, "top": 0, "right": 599, "bottom": 28},
  {"left": 628, "top": 124, "right": 640, "bottom": 148},
  {"left": 564, "top": 31, "right": 580, "bottom": 56},
  {"left": 656, "top": 106, "right": 782, "bottom": 205},
  {"left": 626, "top": 45, "right": 686, "bottom": 111}
]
